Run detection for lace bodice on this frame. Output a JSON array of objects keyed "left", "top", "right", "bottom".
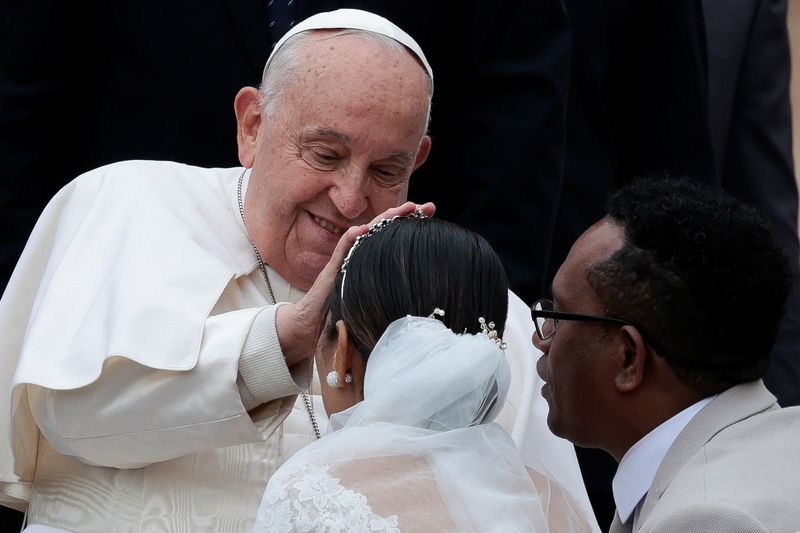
[{"left": 254, "top": 463, "right": 400, "bottom": 533}]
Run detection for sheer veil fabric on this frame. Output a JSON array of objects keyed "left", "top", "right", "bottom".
[{"left": 253, "top": 317, "right": 592, "bottom": 532}]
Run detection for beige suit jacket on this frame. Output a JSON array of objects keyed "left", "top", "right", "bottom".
[{"left": 610, "top": 380, "right": 800, "bottom": 533}]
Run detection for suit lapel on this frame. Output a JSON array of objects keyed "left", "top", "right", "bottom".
[
  {"left": 636, "top": 380, "right": 778, "bottom": 527},
  {"left": 609, "top": 511, "right": 633, "bottom": 533}
]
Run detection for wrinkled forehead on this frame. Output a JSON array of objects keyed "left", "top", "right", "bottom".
[{"left": 263, "top": 8, "right": 433, "bottom": 88}]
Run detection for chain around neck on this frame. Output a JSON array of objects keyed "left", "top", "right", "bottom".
[
  {"left": 238, "top": 170, "right": 277, "bottom": 305},
  {"left": 237, "top": 169, "right": 321, "bottom": 440}
]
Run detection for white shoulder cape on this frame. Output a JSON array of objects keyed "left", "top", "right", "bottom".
[{"left": 0, "top": 161, "right": 255, "bottom": 491}]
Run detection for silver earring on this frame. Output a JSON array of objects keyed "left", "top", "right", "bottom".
[
  {"left": 326, "top": 370, "right": 340, "bottom": 388},
  {"left": 344, "top": 372, "right": 352, "bottom": 384}
]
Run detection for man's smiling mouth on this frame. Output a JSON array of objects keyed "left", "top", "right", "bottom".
[{"left": 312, "top": 214, "right": 345, "bottom": 235}]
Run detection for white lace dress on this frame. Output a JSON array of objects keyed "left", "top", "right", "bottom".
[{"left": 256, "top": 463, "right": 399, "bottom": 533}]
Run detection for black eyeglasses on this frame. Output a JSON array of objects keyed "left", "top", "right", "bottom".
[{"left": 530, "top": 298, "right": 634, "bottom": 341}]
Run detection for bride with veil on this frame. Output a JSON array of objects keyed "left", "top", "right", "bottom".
[{"left": 253, "top": 214, "right": 594, "bottom": 532}]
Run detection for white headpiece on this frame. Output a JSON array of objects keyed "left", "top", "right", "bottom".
[
  {"left": 331, "top": 316, "right": 510, "bottom": 431},
  {"left": 263, "top": 8, "right": 433, "bottom": 89}
]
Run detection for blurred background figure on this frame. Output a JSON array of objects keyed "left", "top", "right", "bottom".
[{"left": 702, "top": 0, "right": 799, "bottom": 408}]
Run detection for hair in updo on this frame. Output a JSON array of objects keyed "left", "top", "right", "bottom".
[{"left": 322, "top": 217, "right": 509, "bottom": 357}]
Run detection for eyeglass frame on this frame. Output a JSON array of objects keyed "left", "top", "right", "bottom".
[{"left": 529, "top": 298, "right": 634, "bottom": 341}]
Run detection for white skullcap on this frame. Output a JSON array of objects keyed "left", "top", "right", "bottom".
[{"left": 263, "top": 8, "right": 433, "bottom": 89}]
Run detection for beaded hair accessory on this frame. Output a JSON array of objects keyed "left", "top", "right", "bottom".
[
  {"left": 340, "top": 208, "right": 427, "bottom": 298},
  {"left": 429, "top": 308, "right": 507, "bottom": 350},
  {"left": 479, "top": 317, "right": 508, "bottom": 350}
]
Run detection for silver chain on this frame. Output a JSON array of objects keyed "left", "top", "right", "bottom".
[
  {"left": 237, "top": 170, "right": 276, "bottom": 304},
  {"left": 237, "top": 169, "right": 321, "bottom": 440},
  {"left": 302, "top": 390, "right": 322, "bottom": 440}
]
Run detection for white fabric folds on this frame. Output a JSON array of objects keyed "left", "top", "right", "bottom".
[
  {"left": 254, "top": 317, "right": 592, "bottom": 532},
  {"left": 0, "top": 162, "right": 257, "bottom": 504}
]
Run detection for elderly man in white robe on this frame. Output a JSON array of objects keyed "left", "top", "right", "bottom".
[{"left": 0, "top": 9, "right": 594, "bottom": 532}]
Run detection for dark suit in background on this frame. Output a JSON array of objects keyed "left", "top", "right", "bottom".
[
  {"left": 702, "top": 0, "right": 799, "bottom": 408},
  {"left": 550, "top": 0, "right": 715, "bottom": 284},
  {"left": 551, "top": 0, "right": 798, "bottom": 529}
]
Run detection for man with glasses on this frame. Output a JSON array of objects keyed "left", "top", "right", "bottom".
[{"left": 532, "top": 175, "right": 800, "bottom": 532}]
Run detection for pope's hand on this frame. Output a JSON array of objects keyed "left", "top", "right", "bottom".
[{"left": 275, "top": 201, "right": 436, "bottom": 366}]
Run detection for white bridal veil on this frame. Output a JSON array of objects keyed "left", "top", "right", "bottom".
[{"left": 254, "top": 317, "right": 592, "bottom": 532}]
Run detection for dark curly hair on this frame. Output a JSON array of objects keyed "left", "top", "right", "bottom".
[
  {"left": 586, "top": 176, "right": 792, "bottom": 394},
  {"left": 322, "top": 216, "right": 509, "bottom": 358}
]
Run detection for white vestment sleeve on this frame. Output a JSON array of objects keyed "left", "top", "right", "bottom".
[
  {"left": 26, "top": 305, "right": 308, "bottom": 469},
  {"left": 238, "top": 303, "right": 311, "bottom": 409}
]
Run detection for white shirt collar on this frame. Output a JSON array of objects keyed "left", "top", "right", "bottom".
[{"left": 612, "top": 395, "right": 715, "bottom": 524}]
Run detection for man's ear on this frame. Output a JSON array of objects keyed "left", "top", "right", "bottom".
[
  {"left": 613, "top": 325, "right": 650, "bottom": 392},
  {"left": 412, "top": 135, "right": 432, "bottom": 171},
  {"left": 234, "top": 86, "right": 262, "bottom": 168}
]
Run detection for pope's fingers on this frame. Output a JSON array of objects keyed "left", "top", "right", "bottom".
[
  {"left": 416, "top": 201, "right": 436, "bottom": 217},
  {"left": 366, "top": 201, "right": 436, "bottom": 228}
]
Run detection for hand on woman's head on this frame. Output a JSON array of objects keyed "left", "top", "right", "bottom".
[
  {"left": 275, "top": 202, "right": 436, "bottom": 368},
  {"left": 323, "top": 213, "right": 509, "bottom": 364}
]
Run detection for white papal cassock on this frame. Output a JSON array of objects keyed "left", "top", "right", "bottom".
[{"left": 0, "top": 160, "right": 594, "bottom": 532}]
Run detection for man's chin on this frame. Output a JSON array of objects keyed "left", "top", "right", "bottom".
[{"left": 546, "top": 416, "right": 570, "bottom": 441}]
